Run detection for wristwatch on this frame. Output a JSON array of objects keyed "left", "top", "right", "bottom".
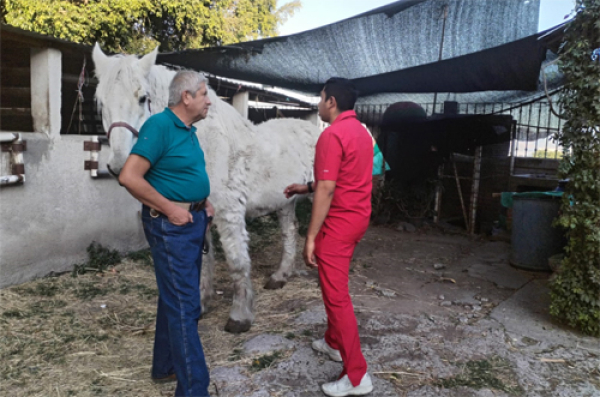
[{"left": 307, "top": 181, "right": 314, "bottom": 193}]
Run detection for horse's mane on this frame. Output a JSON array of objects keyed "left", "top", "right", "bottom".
[{"left": 147, "top": 65, "right": 176, "bottom": 111}]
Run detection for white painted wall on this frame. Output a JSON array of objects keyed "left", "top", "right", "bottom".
[{"left": 0, "top": 48, "right": 146, "bottom": 288}]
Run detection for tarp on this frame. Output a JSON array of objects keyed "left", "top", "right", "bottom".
[
  {"left": 156, "top": 0, "right": 553, "bottom": 96},
  {"left": 351, "top": 33, "right": 548, "bottom": 94}
]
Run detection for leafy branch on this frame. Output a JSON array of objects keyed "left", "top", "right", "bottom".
[{"left": 549, "top": 0, "right": 600, "bottom": 337}]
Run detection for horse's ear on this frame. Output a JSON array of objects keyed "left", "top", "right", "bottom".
[
  {"left": 92, "top": 43, "right": 111, "bottom": 78},
  {"left": 139, "top": 46, "right": 158, "bottom": 77}
]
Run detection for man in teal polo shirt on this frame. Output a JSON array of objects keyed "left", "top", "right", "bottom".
[{"left": 119, "top": 70, "right": 214, "bottom": 397}]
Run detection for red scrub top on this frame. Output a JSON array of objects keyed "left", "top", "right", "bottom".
[{"left": 314, "top": 110, "right": 373, "bottom": 242}]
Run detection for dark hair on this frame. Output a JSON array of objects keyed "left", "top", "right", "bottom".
[{"left": 322, "top": 77, "right": 358, "bottom": 112}]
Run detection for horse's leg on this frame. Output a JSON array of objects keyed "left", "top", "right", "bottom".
[
  {"left": 215, "top": 211, "right": 255, "bottom": 333},
  {"left": 200, "top": 229, "right": 215, "bottom": 316},
  {"left": 264, "top": 202, "right": 297, "bottom": 290}
]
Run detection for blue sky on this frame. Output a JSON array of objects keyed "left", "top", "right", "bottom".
[{"left": 278, "top": 0, "right": 575, "bottom": 36}]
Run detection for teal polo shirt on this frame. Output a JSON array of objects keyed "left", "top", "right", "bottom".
[{"left": 130, "top": 108, "right": 210, "bottom": 202}]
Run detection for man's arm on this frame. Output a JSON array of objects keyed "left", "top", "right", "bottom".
[
  {"left": 303, "top": 180, "right": 336, "bottom": 268},
  {"left": 283, "top": 183, "right": 309, "bottom": 198},
  {"left": 119, "top": 154, "right": 192, "bottom": 226}
]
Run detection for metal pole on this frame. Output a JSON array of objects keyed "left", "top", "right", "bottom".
[
  {"left": 432, "top": 4, "right": 449, "bottom": 114},
  {"left": 433, "top": 164, "right": 444, "bottom": 223},
  {"left": 510, "top": 121, "right": 517, "bottom": 176},
  {"left": 0, "top": 175, "right": 24, "bottom": 186},
  {"left": 469, "top": 146, "right": 483, "bottom": 234},
  {"left": 0, "top": 133, "right": 19, "bottom": 143},
  {"left": 452, "top": 155, "right": 469, "bottom": 230}
]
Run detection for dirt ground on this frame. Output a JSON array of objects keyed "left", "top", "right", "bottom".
[{"left": 1, "top": 222, "right": 599, "bottom": 397}]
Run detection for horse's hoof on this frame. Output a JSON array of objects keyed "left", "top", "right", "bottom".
[
  {"left": 224, "top": 318, "right": 252, "bottom": 333},
  {"left": 264, "top": 279, "right": 286, "bottom": 290}
]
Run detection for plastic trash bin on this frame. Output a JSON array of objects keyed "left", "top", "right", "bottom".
[{"left": 509, "top": 195, "right": 566, "bottom": 271}]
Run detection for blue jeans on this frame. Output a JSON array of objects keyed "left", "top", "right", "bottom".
[{"left": 142, "top": 205, "right": 210, "bottom": 397}]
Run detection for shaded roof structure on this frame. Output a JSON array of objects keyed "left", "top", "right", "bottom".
[
  {"left": 156, "top": 0, "right": 559, "bottom": 97},
  {"left": 355, "top": 48, "right": 564, "bottom": 106}
]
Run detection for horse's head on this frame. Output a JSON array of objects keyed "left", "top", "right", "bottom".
[{"left": 92, "top": 44, "right": 158, "bottom": 176}]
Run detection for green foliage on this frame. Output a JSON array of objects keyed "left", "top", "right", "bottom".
[
  {"left": 301, "top": 329, "right": 312, "bottom": 337},
  {"left": 437, "top": 357, "right": 523, "bottom": 395},
  {"left": 533, "top": 149, "right": 564, "bottom": 159},
  {"left": 295, "top": 199, "right": 312, "bottom": 237},
  {"left": 550, "top": 0, "right": 600, "bottom": 337},
  {"left": 15, "top": 280, "right": 61, "bottom": 297},
  {"left": 246, "top": 213, "right": 279, "bottom": 253},
  {"left": 372, "top": 179, "right": 437, "bottom": 222},
  {"left": 72, "top": 242, "right": 121, "bottom": 276},
  {"left": 249, "top": 351, "right": 282, "bottom": 371},
  {"left": 3, "top": 0, "right": 301, "bottom": 53},
  {"left": 126, "top": 248, "right": 153, "bottom": 266}
]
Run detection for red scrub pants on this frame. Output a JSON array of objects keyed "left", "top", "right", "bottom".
[{"left": 315, "top": 231, "right": 367, "bottom": 387}]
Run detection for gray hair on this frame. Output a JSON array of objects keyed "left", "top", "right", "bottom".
[{"left": 168, "top": 70, "right": 208, "bottom": 106}]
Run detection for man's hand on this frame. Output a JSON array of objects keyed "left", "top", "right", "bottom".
[
  {"left": 120, "top": 154, "right": 193, "bottom": 225},
  {"left": 303, "top": 238, "right": 318, "bottom": 269},
  {"left": 167, "top": 206, "right": 193, "bottom": 226},
  {"left": 284, "top": 183, "right": 309, "bottom": 199},
  {"left": 205, "top": 199, "right": 215, "bottom": 221}
]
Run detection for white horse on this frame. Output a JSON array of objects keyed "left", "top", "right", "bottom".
[{"left": 92, "top": 45, "right": 320, "bottom": 333}]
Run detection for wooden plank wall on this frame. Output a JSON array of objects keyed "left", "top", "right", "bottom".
[{"left": 0, "top": 43, "right": 33, "bottom": 131}]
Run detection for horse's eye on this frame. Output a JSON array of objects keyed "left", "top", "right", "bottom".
[{"left": 139, "top": 95, "right": 147, "bottom": 104}]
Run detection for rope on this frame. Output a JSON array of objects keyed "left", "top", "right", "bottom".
[{"left": 67, "top": 57, "right": 87, "bottom": 134}]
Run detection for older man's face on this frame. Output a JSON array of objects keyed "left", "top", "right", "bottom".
[{"left": 188, "top": 82, "right": 212, "bottom": 122}]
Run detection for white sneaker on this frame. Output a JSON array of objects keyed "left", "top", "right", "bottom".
[
  {"left": 321, "top": 373, "right": 373, "bottom": 396},
  {"left": 312, "top": 338, "right": 343, "bottom": 362}
]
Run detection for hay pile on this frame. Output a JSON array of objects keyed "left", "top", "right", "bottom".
[{"left": 1, "top": 211, "right": 322, "bottom": 397}]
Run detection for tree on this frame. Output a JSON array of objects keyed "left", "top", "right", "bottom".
[
  {"left": 2, "top": 0, "right": 301, "bottom": 53},
  {"left": 550, "top": 0, "right": 600, "bottom": 337}
]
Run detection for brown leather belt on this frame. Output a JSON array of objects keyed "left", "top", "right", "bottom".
[{"left": 149, "top": 199, "right": 206, "bottom": 218}]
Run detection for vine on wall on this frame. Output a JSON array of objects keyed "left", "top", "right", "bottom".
[{"left": 550, "top": 0, "right": 600, "bottom": 337}]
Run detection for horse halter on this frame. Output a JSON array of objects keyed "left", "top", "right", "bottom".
[
  {"left": 106, "top": 121, "right": 139, "bottom": 143},
  {"left": 105, "top": 94, "right": 152, "bottom": 144},
  {"left": 105, "top": 121, "right": 141, "bottom": 177}
]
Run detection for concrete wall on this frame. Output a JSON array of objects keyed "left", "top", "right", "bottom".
[{"left": 0, "top": 48, "right": 146, "bottom": 288}]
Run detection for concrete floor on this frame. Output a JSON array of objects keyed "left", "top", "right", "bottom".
[{"left": 208, "top": 226, "right": 600, "bottom": 397}]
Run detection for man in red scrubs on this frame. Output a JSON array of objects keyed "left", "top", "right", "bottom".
[{"left": 284, "top": 77, "right": 374, "bottom": 396}]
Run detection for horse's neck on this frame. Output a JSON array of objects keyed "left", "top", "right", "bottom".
[{"left": 148, "top": 65, "right": 176, "bottom": 112}]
